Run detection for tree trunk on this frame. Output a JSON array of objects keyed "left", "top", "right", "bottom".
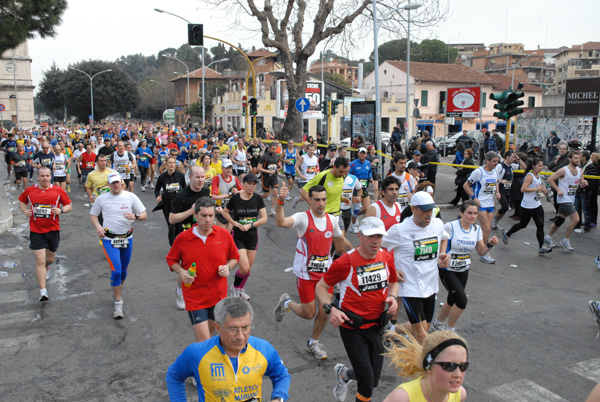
[{"left": 280, "top": 58, "right": 308, "bottom": 143}]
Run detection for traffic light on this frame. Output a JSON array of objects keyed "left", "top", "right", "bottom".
[
  {"left": 188, "top": 24, "right": 203, "bottom": 46},
  {"left": 321, "top": 98, "right": 329, "bottom": 116},
  {"left": 198, "top": 104, "right": 203, "bottom": 115},
  {"left": 489, "top": 90, "right": 511, "bottom": 120},
  {"left": 241, "top": 105, "right": 246, "bottom": 116},
  {"left": 249, "top": 98, "right": 258, "bottom": 116},
  {"left": 331, "top": 99, "right": 343, "bottom": 115},
  {"left": 507, "top": 82, "right": 525, "bottom": 118}
]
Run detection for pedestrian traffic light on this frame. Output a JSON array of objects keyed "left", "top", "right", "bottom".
[
  {"left": 489, "top": 90, "right": 511, "bottom": 120},
  {"left": 331, "top": 99, "right": 343, "bottom": 115},
  {"left": 242, "top": 105, "right": 246, "bottom": 116},
  {"left": 321, "top": 98, "right": 329, "bottom": 116},
  {"left": 188, "top": 24, "right": 203, "bottom": 46},
  {"left": 507, "top": 82, "right": 525, "bottom": 118},
  {"left": 249, "top": 98, "right": 258, "bottom": 116}
]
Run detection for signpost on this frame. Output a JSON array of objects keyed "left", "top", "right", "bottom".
[{"left": 564, "top": 77, "right": 600, "bottom": 151}]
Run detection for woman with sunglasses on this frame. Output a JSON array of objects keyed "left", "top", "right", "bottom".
[
  {"left": 383, "top": 331, "right": 468, "bottom": 402},
  {"left": 431, "top": 200, "right": 499, "bottom": 332}
]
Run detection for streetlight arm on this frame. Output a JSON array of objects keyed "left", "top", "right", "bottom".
[
  {"left": 162, "top": 54, "right": 189, "bottom": 73},
  {"left": 153, "top": 8, "right": 191, "bottom": 24},
  {"left": 69, "top": 67, "right": 91, "bottom": 79},
  {"left": 91, "top": 69, "right": 112, "bottom": 80}
]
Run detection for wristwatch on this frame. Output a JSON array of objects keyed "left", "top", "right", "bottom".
[
  {"left": 273, "top": 397, "right": 284, "bottom": 402},
  {"left": 60, "top": 207, "right": 64, "bottom": 214},
  {"left": 134, "top": 214, "right": 140, "bottom": 220},
  {"left": 323, "top": 303, "right": 336, "bottom": 314}
]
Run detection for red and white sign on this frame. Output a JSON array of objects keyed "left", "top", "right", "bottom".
[
  {"left": 242, "top": 95, "right": 247, "bottom": 108},
  {"left": 446, "top": 87, "right": 481, "bottom": 118}
]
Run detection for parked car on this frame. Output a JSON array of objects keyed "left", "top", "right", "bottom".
[{"left": 437, "top": 133, "right": 463, "bottom": 156}]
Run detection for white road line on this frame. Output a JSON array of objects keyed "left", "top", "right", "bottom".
[
  {"left": 0, "top": 273, "right": 25, "bottom": 284},
  {"left": 0, "top": 290, "right": 28, "bottom": 303},
  {"left": 487, "top": 379, "right": 569, "bottom": 402},
  {"left": 0, "top": 334, "right": 40, "bottom": 353},
  {"left": 0, "top": 310, "right": 37, "bottom": 328},
  {"left": 569, "top": 358, "right": 600, "bottom": 383}
]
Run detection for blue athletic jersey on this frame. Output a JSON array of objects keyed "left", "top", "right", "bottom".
[
  {"left": 166, "top": 335, "right": 290, "bottom": 402},
  {"left": 349, "top": 158, "right": 372, "bottom": 181},
  {"left": 135, "top": 147, "right": 152, "bottom": 168},
  {"left": 283, "top": 148, "right": 296, "bottom": 174},
  {"left": 158, "top": 149, "right": 169, "bottom": 166}
]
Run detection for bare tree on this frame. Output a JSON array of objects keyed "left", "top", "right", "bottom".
[{"left": 203, "top": 0, "right": 447, "bottom": 142}]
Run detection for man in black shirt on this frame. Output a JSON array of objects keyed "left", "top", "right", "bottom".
[
  {"left": 247, "top": 137, "right": 263, "bottom": 176},
  {"left": 319, "top": 144, "right": 338, "bottom": 172},
  {"left": 98, "top": 138, "right": 115, "bottom": 162},
  {"left": 258, "top": 142, "right": 281, "bottom": 217}
]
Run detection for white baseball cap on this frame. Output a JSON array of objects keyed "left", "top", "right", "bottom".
[
  {"left": 358, "top": 147, "right": 368, "bottom": 153},
  {"left": 221, "top": 159, "right": 233, "bottom": 168},
  {"left": 358, "top": 217, "right": 387, "bottom": 236},
  {"left": 107, "top": 172, "right": 122, "bottom": 184},
  {"left": 410, "top": 191, "right": 436, "bottom": 211}
]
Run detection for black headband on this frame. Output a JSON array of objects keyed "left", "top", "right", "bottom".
[{"left": 423, "top": 339, "right": 468, "bottom": 369}]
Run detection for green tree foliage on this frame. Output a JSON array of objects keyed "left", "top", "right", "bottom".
[
  {"left": 37, "top": 62, "right": 66, "bottom": 120},
  {"left": 369, "top": 39, "right": 458, "bottom": 64},
  {"left": 322, "top": 72, "right": 349, "bottom": 88},
  {"left": 0, "top": 0, "right": 67, "bottom": 54}
]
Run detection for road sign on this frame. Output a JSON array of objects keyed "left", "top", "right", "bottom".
[
  {"left": 0, "top": 104, "right": 5, "bottom": 112},
  {"left": 242, "top": 95, "right": 247, "bottom": 108},
  {"left": 446, "top": 86, "right": 481, "bottom": 118},
  {"left": 413, "top": 108, "right": 420, "bottom": 118},
  {"left": 295, "top": 97, "right": 310, "bottom": 113}
]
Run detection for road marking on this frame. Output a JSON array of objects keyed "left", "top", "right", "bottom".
[
  {"left": 0, "top": 290, "right": 28, "bottom": 303},
  {"left": 487, "top": 379, "right": 568, "bottom": 402},
  {"left": 0, "top": 310, "right": 37, "bottom": 328},
  {"left": 0, "top": 334, "right": 40, "bottom": 353},
  {"left": 0, "top": 273, "right": 25, "bottom": 283},
  {"left": 569, "top": 358, "right": 600, "bottom": 383},
  {"left": 53, "top": 291, "right": 95, "bottom": 301}
]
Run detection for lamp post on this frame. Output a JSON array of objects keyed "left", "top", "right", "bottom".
[
  {"left": 203, "top": 58, "right": 229, "bottom": 130},
  {"left": 162, "top": 54, "right": 190, "bottom": 110},
  {"left": 69, "top": 67, "right": 112, "bottom": 123},
  {"left": 511, "top": 52, "right": 537, "bottom": 90},
  {"left": 372, "top": 1, "right": 421, "bottom": 156}
]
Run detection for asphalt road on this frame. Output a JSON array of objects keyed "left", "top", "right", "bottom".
[{"left": 1, "top": 157, "right": 599, "bottom": 402}]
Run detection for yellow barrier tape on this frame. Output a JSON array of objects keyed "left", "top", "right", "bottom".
[{"left": 428, "top": 162, "right": 600, "bottom": 180}]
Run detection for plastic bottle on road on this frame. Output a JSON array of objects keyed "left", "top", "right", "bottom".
[
  {"left": 184, "top": 263, "right": 196, "bottom": 288},
  {"left": 0, "top": 271, "right": 9, "bottom": 277}
]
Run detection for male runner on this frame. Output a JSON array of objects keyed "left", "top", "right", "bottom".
[
  {"left": 111, "top": 140, "right": 135, "bottom": 190},
  {"left": 18, "top": 167, "right": 73, "bottom": 301},
  {"left": 281, "top": 140, "right": 297, "bottom": 199},
  {"left": 85, "top": 154, "right": 117, "bottom": 203},
  {"left": 90, "top": 172, "right": 147, "bottom": 319},
  {"left": 1, "top": 132, "right": 17, "bottom": 179},
  {"left": 292, "top": 143, "right": 320, "bottom": 209},
  {"left": 11, "top": 142, "right": 32, "bottom": 188},
  {"left": 258, "top": 142, "right": 281, "bottom": 217},
  {"left": 463, "top": 151, "right": 500, "bottom": 264},
  {"left": 544, "top": 150, "right": 588, "bottom": 252},
  {"left": 389, "top": 153, "right": 418, "bottom": 213},
  {"left": 348, "top": 148, "right": 373, "bottom": 233},
  {"left": 274, "top": 184, "right": 349, "bottom": 360},
  {"left": 492, "top": 150, "right": 525, "bottom": 230},
  {"left": 211, "top": 159, "right": 243, "bottom": 229},
  {"left": 365, "top": 176, "right": 402, "bottom": 230}
]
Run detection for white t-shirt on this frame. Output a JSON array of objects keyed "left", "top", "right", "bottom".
[
  {"left": 467, "top": 166, "right": 499, "bottom": 208},
  {"left": 90, "top": 191, "right": 146, "bottom": 237},
  {"left": 382, "top": 216, "right": 449, "bottom": 298},
  {"left": 341, "top": 174, "right": 362, "bottom": 211},
  {"left": 442, "top": 220, "right": 482, "bottom": 273},
  {"left": 391, "top": 172, "right": 417, "bottom": 211}
]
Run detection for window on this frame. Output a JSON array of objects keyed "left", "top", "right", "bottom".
[
  {"left": 481, "top": 92, "right": 487, "bottom": 108},
  {"left": 257, "top": 59, "right": 266, "bottom": 65},
  {"left": 420, "top": 90, "right": 428, "bottom": 107},
  {"left": 528, "top": 96, "right": 535, "bottom": 107}
]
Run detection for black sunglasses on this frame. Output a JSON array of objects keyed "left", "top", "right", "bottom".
[{"left": 431, "top": 362, "right": 469, "bottom": 372}]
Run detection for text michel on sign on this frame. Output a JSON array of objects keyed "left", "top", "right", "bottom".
[
  {"left": 564, "top": 77, "right": 600, "bottom": 117},
  {"left": 446, "top": 86, "right": 481, "bottom": 118}
]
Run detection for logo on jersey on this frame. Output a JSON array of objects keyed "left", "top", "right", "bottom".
[
  {"left": 324, "top": 231, "right": 333, "bottom": 239},
  {"left": 211, "top": 363, "right": 225, "bottom": 378}
]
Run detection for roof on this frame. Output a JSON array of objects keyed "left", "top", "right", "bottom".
[
  {"left": 384, "top": 60, "right": 496, "bottom": 85},
  {"left": 247, "top": 48, "right": 278, "bottom": 58},
  {"left": 554, "top": 41, "right": 600, "bottom": 57},
  {"left": 485, "top": 74, "right": 544, "bottom": 92},
  {"left": 170, "top": 67, "right": 228, "bottom": 82}
]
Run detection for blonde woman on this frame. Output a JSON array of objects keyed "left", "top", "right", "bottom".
[
  {"left": 53, "top": 144, "right": 70, "bottom": 191},
  {"left": 383, "top": 331, "right": 468, "bottom": 402}
]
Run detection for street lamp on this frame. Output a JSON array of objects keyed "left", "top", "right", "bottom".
[
  {"left": 69, "top": 67, "right": 112, "bottom": 123},
  {"left": 162, "top": 54, "right": 190, "bottom": 110},
  {"left": 372, "top": 1, "right": 421, "bottom": 156},
  {"left": 202, "top": 58, "right": 229, "bottom": 128},
  {"left": 511, "top": 52, "right": 537, "bottom": 90}
]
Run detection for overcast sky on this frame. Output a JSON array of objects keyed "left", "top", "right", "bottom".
[{"left": 27, "top": 0, "right": 597, "bottom": 92}]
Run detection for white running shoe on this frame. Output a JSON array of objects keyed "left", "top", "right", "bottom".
[
  {"left": 274, "top": 293, "right": 291, "bottom": 322},
  {"left": 544, "top": 234, "right": 555, "bottom": 248},
  {"left": 150, "top": 182, "right": 155, "bottom": 189},
  {"left": 491, "top": 219, "right": 498, "bottom": 230},
  {"left": 306, "top": 340, "right": 328, "bottom": 360},
  {"left": 333, "top": 363, "right": 352, "bottom": 402},
  {"left": 431, "top": 319, "right": 447, "bottom": 331},
  {"left": 595, "top": 256, "right": 600, "bottom": 270},
  {"left": 269, "top": 208, "right": 276, "bottom": 218},
  {"left": 39, "top": 288, "right": 49, "bottom": 302},
  {"left": 480, "top": 253, "right": 495, "bottom": 264},
  {"left": 589, "top": 300, "right": 600, "bottom": 325},
  {"left": 539, "top": 244, "right": 553, "bottom": 254},
  {"left": 349, "top": 224, "right": 359, "bottom": 234},
  {"left": 292, "top": 196, "right": 300, "bottom": 209},
  {"left": 559, "top": 238, "right": 574, "bottom": 252},
  {"left": 231, "top": 285, "right": 250, "bottom": 300},
  {"left": 176, "top": 291, "right": 185, "bottom": 310},
  {"left": 113, "top": 299, "right": 124, "bottom": 319},
  {"left": 46, "top": 267, "right": 50, "bottom": 280},
  {"left": 285, "top": 195, "right": 292, "bottom": 201}
]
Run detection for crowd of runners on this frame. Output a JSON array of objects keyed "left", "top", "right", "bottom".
[{"left": 3, "top": 121, "right": 600, "bottom": 402}]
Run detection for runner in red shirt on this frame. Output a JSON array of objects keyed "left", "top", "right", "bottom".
[
  {"left": 18, "top": 166, "right": 73, "bottom": 301},
  {"left": 166, "top": 196, "right": 240, "bottom": 342},
  {"left": 365, "top": 176, "right": 402, "bottom": 230},
  {"left": 316, "top": 217, "right": 399, "bottom": 402}
]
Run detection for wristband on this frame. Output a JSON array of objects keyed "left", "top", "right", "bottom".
[
  {"left": 277, "top": 198, "right": 285, "bottom": 206},
  {"left": 486, "top": 242, "right": 494, "bottom": 249}
]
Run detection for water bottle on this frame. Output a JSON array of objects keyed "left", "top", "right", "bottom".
[
  {"left": 184, "top": 263, "right": 196, "bottom": 288},
  {"left": 0, "top": 271, "right": 8, "bottom": 277}
]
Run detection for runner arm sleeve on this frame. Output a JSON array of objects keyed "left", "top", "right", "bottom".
[
  {"left": 263, "top": 346, "right": 291, "bottom": 401},
  {"left": 166, "top": 345, "right": 197, "bottom": 402}
]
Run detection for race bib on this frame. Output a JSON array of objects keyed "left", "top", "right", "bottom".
[
  {"left": 342, "top": 189, "right": 353, "bottom": 199},
  {"left": 567, "top": 184, "right": 578, "bottom": 196},
  {"left": 33, "top": 204, "right": 52, "bottom": 218},
  {"left": 483, "top": 182, "right": 496, "bottom": 194},
  {"left": 450, "top": 253, "right": 471, "bottom": 269},
  {"left": 360, "top": 180, "right": 368, "bottom": 189},
  {"left": 285, "top": 158, "right": 295, "bottom": 165},
  {"left": 55, "top": 163, "right": 65, "bottom": 170},
  {"left": 268, "top": 164, "right": 278, "bottom": 171},
  {"left": 17, "top": 160, "right": 26, "bottom": 167},
  {"left": 160, "top": 156, "right": 167, "bottom": 163},
  {"left": 397, "top": 193, "right": 409, "bottom": 206},
  {"left": 111, "top": 238, "right": 128, "bottom": 248},
  {"left": 165, "top": 183, "right": 180, "bottom": 192},
  {"left": 503, "top": 182, "right": 511, "bottom": 189},
  {"left": 97, "top": 185, "right": 110, "bottom": 195},
  {"left": 239, "top": 217, "right": 257, "bottom": 225},
  {"left": 307, "top": 166, "right": 317, "bottom": 174},
  {"left": 356, "top": 261, "right": 388, "bottom": 292},
  {"left": 307, "top": 255, "right": 330, "bottom": 273},
  {"left": 413, "top": 237, "right": 439, "bottom": 261},
  {"left": 139, "top": 156, "right": 148, "bottom": 162},
  {"left": 86, "top": 161, "right": 95, "bottom": 169},
  {"left": 9, "top": 147, "right": 16, "bottom": 153},
  {"left": 42, "top": 159, "right": 53, "bottom": 166}
]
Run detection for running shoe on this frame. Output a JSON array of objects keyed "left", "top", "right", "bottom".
[
  {"left": 589, "top": 301, "right": 600, "bottom": 325},
  {"left": 307, "top": 340, "right": 328, "bottom": 360},
  {"left": 39, "top": 288, "right": 49, "bottom": 302},
  {"left": 267, "top": 196, "right": 272, "bottom": 202},
  {"left": 113, "top": 299, "right": 124, "bottom": 319},
  {"left": 274, "top": 293, "right": 291, "bottom": 322},
  {"left": 67, "top": 185, "right": 71, "bottom": 192},
  {"left": 559, "top": 238, "right": 574, "bottom": 252},
  {"left": 176, "top": 291, "right": 185, "bottom": 310},
  {"left": 231, "top": 285, "right": 250, "bottom": 300},
  {"left": 333, "top": 363, "right": 352, "bottom": 402},
  {"left": 502, "top": 229, "right": 509, "bottom": 245},
  {"left": 595, "top": 256, "right": 600, "bottom": 270},
  {"left": 431, "top": 319, "right": 447, "bottom": 331},
  {"left": 491, "top": 219, "right": 498, "bottom": 230},
  {"left": 150, "top": 182, "right": 155, "bottom": 189},
  {"left": 480, "top": 253, "right": 495, "bottom": 264},
  {"left": 538, "top": 244, "right": 553, "bottom": 254},
  {"left": 349, "top": 224, "right": 359, "bottom": 234},
  {"left": 285, "top": 195, "right": 292, "bottom": 201},
  {"left": 544, "top": 234, "right": 555, "bottom": 248},
  {"left": 46, "top": 267, "right": 51, "bottom": 280},
  {"left": 292, "top": 196, "right": 300, "bottom": 209},
  {"left": 141, "top": 185, "right": 146, "bottom": 192},
  {"left": 269, "top": 208, "right": 276, "bottom": 218}
]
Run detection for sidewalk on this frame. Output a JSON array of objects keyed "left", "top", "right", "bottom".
[{"left": 0, "top": 162, "right": 14, "bottom": 234}]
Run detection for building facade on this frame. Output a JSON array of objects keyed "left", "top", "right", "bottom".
[
  {"left": 0, "top": 41, "right": 35, "bottom": 129},
  {"left": 551, "top": 41, "right": 600, "bottom": 95}
]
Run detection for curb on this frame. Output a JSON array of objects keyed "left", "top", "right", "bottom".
[{"left": 0, "top": 176, "right": 14, "bottom": 234}]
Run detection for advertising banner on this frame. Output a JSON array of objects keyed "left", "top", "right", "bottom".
[{"left": 446, "top": 86, "right": 481, "bottom": 118}]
